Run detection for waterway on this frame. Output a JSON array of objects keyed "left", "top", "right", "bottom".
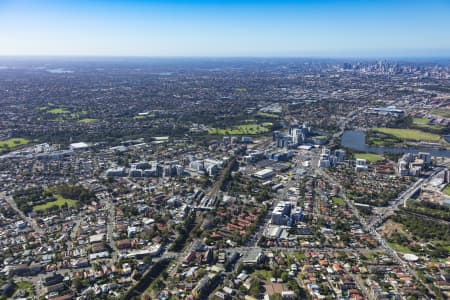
[{"left": 341, "top": 130, "right": 450, "bottom": 157}]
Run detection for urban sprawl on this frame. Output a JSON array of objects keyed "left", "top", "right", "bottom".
[{"left": 0, "top": 59, "right": 449, "bottom": 300}]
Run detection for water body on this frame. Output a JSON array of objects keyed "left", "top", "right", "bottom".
[{"left": 341, "top": 130, "right": 450, "bottom": 157}]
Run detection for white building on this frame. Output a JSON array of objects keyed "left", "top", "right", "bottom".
[
  {"left": 398, "top": 160, "right": 409, "bottom": 176},
  {"left": 355, "top": 158, "right": 368, "bottom": 172},
  {"left": 254, "top": 168, "right": 275, "bottom": 180},
  {"left": 271, "top": 201, "right": 291, "bottom": 225},
  {"left": 69, "top": 142, "right": 89, "bottom": 151}
]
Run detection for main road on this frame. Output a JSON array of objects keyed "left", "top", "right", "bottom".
[
  {"left": 1, "top": 192, "right": 44, "bottom": 235},
  {"left": 319, "top": 168, "right": 436, "bottom": 298},
  {"left": 367, "top": 165, "right": 448, "bottom": 229}
]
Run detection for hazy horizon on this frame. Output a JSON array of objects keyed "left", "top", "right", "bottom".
[
  {"left": 1, "top": 54, "right": 450, "bottom": 59},
  {"left": 1, "top": 0, "right": 450, "bottom": 57}
]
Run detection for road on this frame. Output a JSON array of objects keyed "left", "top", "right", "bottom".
[
  {"left": 248, "top": 151, "right": 318, "bottom": 247},
  {"left": 367, "top": 165, "right": 447, "bottom": 229},
  {"left": 70, "top": 217, "right": 82, "bottom": 240},
  {"left": 105, "top": 193, "right": 119, "bottom": 262},
  {"left": 231, "top": 245, "right": 383, "bottom": 254},
  {"left": 319, "top": 169, "right": 436, "bottom": 298},
  {"left": 352, "top": 273, "right": 377, "bottom": 300},
  {"left": 318, "top": 169, "right": 368, "bottom": 230}
]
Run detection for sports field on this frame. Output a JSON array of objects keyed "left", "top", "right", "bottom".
[
  {"left": 0, "top": 138, "right": 30, "bottom": 149},
  {"left": 355, "top": 153, "right": 384, "bottom": 163},
  {"left": 412, "top": 117, "right": 429, "bottom": 125},
  {"left": 33, "top": 195, "right": 77, "bottom": 212},
  {"left": 208, "top": 124, "right": 270, "bottom": 135},
  {"left": 373, "top": 128, "right": 441, "bottom": 142},
  {"left": 332, "top": 197, "right": 345, "bottom": 206},
  {"left": 79, "top": 118, "right": 98, "bottom": 123},
  {"left": 432, "top": 109, "right": 450, "bottom": 118},
  {"left": 256, "top": 112, "right": 280, "bottom": 118},
  {"left": 48, "top": 107, "right": 70, "bottom": 114}
]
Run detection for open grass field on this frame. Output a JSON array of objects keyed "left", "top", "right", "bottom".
[
  {"left": 244, "top": 119, "right": 258, "bottom": 123},
  {"left": 370, "top": 140, "right": 384, "bottom": 146},
  {"left": 79, "top": 118, "right": 98, "bottom": 123},
  {"left": 16, "top": 281, "right": 33, "bottom": 296},
  {"left": 362, "top": 252, "right": 378, "bottom": 260},
  {"left": 331, "top": 197, "right": 345, "bottom": 206},
  {"left": 208, "top": 124, "right": 270, "bottom": 135},
  {"left": 0, "top": 138, "right": 30, "bottom": 149},
  {"left": 48, "top": 107, "right": 70, "bottom": 114},
  {"left": 415, "top": 124, "right": 445, "bottom": 131},
  {"left": 388, "top": 242, "right": 412, "bottom": 253},
  {"left": 443, "top": 185, "right": 450, "bottom": 196},
  {"left": 252, "top": 269, "right": 273, "bottom": 281},
  {"left": 373, "top": 127, "right": 441, "bottom": 142},
  {"left": 412, "top": 118, "right": 445, "bottom": 131},
  {"left": 16, "top": 281, "right": 32, "bottom": 289},
  {"left": 313, "top": 135, "right": 328, "bottom": 140},
  {"left": 293, "top": 251, "right": 306, "bottom": 261},
  {"left": 256, "top": 112, "right": 280, "bottom": 119},
  {"left": 33, "top": 195, "right": 77, "bottom": 212},
  {"left": 412, "top": 117, "right": 429, "bottom": 125},
  {"left": 432, "top": 109, "right": 450, "bottom": 118},
  {"left": 381, "top": 219, "right": 404, "bottom": 236},
  {"left": 367, "top": 133, "right": 400, "bottom": 146},
  {"left": 354, "top": 153, "right": 384, "bottom": 163}
]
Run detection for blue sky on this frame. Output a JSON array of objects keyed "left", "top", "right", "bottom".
[{"left": 1, "top": 0, "right": 450, "bottom": 57}]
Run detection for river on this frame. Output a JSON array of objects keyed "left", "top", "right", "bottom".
[{"left": 340, "top": 130, "right": 450, "bottom": 157}]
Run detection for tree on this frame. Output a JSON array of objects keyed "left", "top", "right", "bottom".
[
  {"left": 281, "top": 272, "right": 289, "bottom": 283},
  {"left": 71, "top": 277, "right": 83, "bottom": 291},
  {"left": 85, "top": 289, "right": 96, "bottom": 300},
  {"left": 270, "top": 293, "right": 283, "bottom": 300},
  {"left": 249, "top": 279, "right": 263, "bottom": 296}
]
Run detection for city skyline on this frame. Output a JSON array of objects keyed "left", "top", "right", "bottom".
[{"left": 1, "top": 0, "right": 450, "bottom": 57}]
